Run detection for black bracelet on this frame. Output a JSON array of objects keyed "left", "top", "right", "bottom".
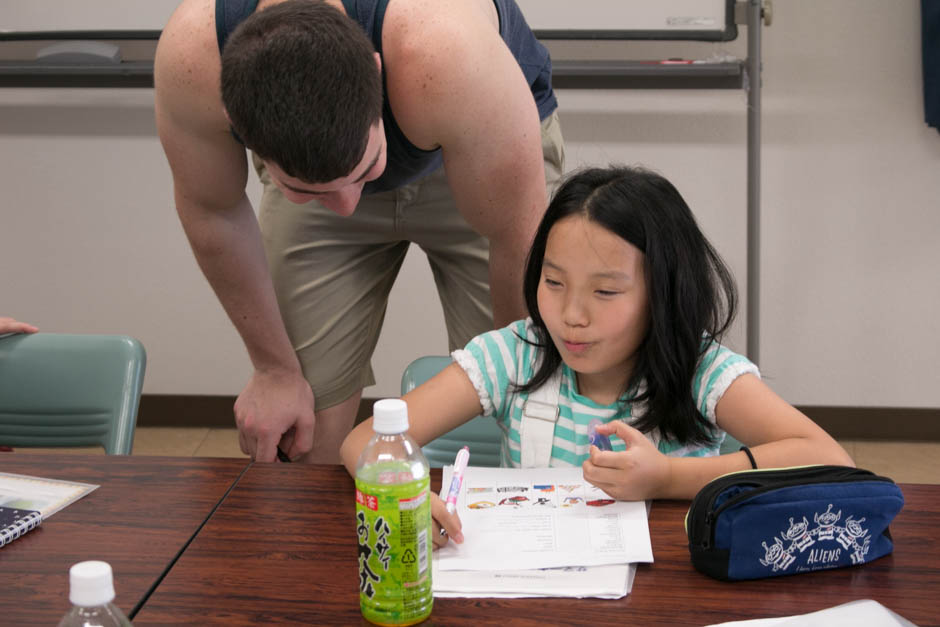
[{"left": 740, "top": 446, "right": 758, "bottom": 469}]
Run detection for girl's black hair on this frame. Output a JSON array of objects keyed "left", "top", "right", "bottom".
[{"left": 519, "top": 166, "right": 738, "bottom": 445}]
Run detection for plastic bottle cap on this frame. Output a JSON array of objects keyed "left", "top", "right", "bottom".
[
  {"left": 68, "top": 560, "right": 116, "bottom": 607},
  {"left": 373, "top": 398, "right": 409, "bottom": 434}
]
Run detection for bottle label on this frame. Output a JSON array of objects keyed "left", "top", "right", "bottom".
[{"left": 355, "top": 475, "right": 432, "bottom": 625}]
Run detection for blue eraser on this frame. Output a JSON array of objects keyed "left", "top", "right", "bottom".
[{"left": 588, "top": 419, "right": 613, "bottom": 451}]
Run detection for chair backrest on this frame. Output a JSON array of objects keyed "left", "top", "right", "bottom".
[
  {"left": 401, "top": 356, "right": 502, "bottom": 468},
  {"left": 0, "top": 333, "right": 146, "bottom": 455},
  {"left": 719, "top": 433, "right": 746, "bottom": 456}
]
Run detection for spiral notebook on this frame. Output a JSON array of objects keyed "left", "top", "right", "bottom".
[
  {"left": 0, "top": 506, "right": 43, "bottom": 547},
  {"left": 0, "top": 472, "right": 99, "bottom": 548}
]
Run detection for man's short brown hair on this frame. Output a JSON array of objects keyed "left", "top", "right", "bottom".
[{"left": 221, "top": 0, "right": 383, "bottom": 183}]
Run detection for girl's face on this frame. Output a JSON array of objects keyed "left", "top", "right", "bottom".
[{"left": 537, "top": 215, "right": 650, "bottom": 404}]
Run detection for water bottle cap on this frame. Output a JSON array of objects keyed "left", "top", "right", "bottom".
[
  {"left": 373, "top": 398, "right": 409, "bottom": 434},
  {"left": 68, "top": 560, "right": 116, "bottom": 607}
]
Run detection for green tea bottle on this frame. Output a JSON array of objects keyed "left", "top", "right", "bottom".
[{"left": 355, "top": 399, "right": 433, "bottom": 626}]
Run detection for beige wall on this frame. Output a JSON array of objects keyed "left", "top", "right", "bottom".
[{"left": 1, "top": 1, "right": 938, "bottom": 409}]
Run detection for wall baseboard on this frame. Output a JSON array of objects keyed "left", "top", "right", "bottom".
[
  {"left": 137, "top": 394, "right": 940, "bottom": 441},
  {"left": 803, "top": 406, "right": 940, "bottom": 441},
  {"left": 138, "top": 394, "right": 238, "bottom": 428},
  {"left": 136, "top": 394, "right": 375, "bottom": 429}
]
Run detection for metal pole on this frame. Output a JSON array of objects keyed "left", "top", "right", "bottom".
[{"left": 746, "top": 0, "right": 762, "bottom": 365}]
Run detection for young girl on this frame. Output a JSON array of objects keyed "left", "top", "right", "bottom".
[{"left": 340, "top": 165, "right": 853, "bottom": 546}]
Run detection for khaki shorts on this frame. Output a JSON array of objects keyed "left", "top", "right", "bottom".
[{"left": 254, "top": 110, "right": 565, "bottom": 408}]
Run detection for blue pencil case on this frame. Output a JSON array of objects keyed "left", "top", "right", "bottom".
[{"left": 685, "top": 465, "right": 904, "bottom": 581}]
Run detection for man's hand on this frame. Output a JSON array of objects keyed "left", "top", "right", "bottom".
[
  {"left": 430, "top": 491, "right": 464, "bottom": 550},
  {"left": 234, "top": 368, "right": 316, "bottom": 462},
  {"left": 0, "top": 317, "right": 38, "bottom": 336},
  {"left": 582, "top": 422, "right": 672, "bottom": 501}
]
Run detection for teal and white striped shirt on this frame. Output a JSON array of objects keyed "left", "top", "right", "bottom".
[{"left": 452, "top": 318, "right": 759, "bottom": 468}]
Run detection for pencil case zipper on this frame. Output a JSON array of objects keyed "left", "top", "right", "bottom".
[{"left": 686, "top": 465, "right": 894, "bottom": 550}]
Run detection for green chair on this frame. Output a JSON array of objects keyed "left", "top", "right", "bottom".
[
  {"left": 719, "top": 433, "right": 746, "bottom": 455},
  {"left": 0, "top": 333, "right": 146, "bottom": 455},
  {"left": 401, "top": 356, "right": 502, "bottom": 468}
]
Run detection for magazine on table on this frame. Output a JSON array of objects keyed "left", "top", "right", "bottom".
[{"left": 0, "top": 472, "right": 98, "bottom": 547}]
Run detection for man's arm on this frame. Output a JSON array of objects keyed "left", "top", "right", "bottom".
[
  {"left": 154, "top": 0, "right": 315, "bottom": 461},
  {"left": 383, "top": 0, "right": 548, "bottom": 326}
]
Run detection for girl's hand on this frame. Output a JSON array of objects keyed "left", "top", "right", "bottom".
[
  {"left": 430, "top": 491, "right": 464, "bottom": 549},
  {"left": 582, "top": 422, "right": 671, "bottom": 501}
]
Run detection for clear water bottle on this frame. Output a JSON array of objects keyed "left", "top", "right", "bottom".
[
  {"left": 355, "top": 399, "right": 433, "bottom": 626},
  {"left": 57, "top": 561, "right": 133, "bottom": 627}
]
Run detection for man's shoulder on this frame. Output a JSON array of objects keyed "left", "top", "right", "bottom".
[
  {"left": 155, "top": 0, "right": 229, "bottom": 127},
  {"left": 380, "top": 0, "right": 507, "bottom": 147},
  {"left": 381, "top": 0, "right": 500, "bottom": 69},
  {"left": 156, "top": 0, "right": 222, "bottom": 83},
  {"left": 154, "top": 0, "right": 245, "bottom": 186}
]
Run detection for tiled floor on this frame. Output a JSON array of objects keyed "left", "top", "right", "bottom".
[{"left": 15, "top": 428, "right": 940, "bottom": 485}]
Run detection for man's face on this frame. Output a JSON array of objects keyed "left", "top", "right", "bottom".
[{"left": 264, "top": 119, "right": 387, "bottom": 216}]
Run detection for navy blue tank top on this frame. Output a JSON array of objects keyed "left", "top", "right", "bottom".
[{"left": 216, "top": 0, "right": 556, "bottom": 194}]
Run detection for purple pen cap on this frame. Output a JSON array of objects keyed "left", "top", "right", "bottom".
[{"left": 588, "top": 419, "right": 613, "bottom": 451}]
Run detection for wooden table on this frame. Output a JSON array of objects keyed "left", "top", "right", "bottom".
[
  {"left": 134, "top": 463, "right": 940, "bottom": 626},
  {"left": 0, "top": 454, "right": 248, "bottom": 625}
]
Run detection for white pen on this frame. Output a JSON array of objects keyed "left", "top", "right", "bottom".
[{"left": 443, "top": 446, "right": 470, "bottom": 517}]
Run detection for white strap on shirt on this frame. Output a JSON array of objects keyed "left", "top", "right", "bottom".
[{"left": 519, "top": 368, "right": 563, "bottom": 467}]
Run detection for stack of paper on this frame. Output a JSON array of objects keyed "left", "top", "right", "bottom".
[
  {"left": 704, "top": 599, "right": 918, "bottom": 627},
  {"left": 433, "top": 466, "right": 653, "bottom": 599}
]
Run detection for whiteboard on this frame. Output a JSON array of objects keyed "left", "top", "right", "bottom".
[
  {"left": 515, "top": 0, "right": 736, "bottom": 41},
  {"left": 0, "top": 0, "right": 179, "bottom": 33},
  {"left": 0, "top": 0, "right": 735, "bottom": 41}
]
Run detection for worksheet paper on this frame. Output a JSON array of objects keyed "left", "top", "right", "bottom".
[
  {"left": 435, "top": 465, "right": 653, "bottom": 572},
  {"left": 433, "top": 562, "right": 637, "bottom": 599}
]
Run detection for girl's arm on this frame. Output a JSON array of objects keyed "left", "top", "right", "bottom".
[
  {"left": 712, "top": 373, "right": 854, "bottom": 473},
  {"left": 583, "top": 374, "right": 854, "bottom": 500},
  {"left": 339, "top": 362, "right": 484, "bottom": 546},
  {"left": 339, "top": 362, "right": 484, "bottom": 474}
]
